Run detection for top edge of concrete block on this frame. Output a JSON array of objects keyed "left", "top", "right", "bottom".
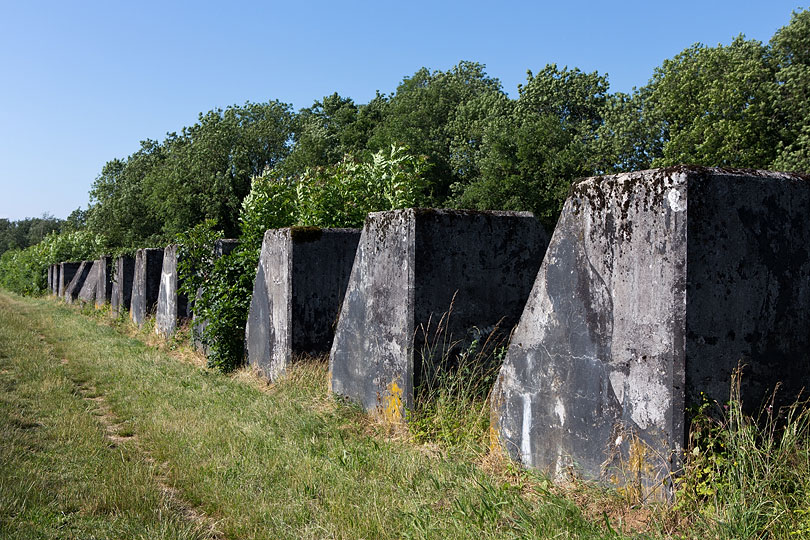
[
  {"left": 138, "top": 247, "right": 166, "bottom": 254},
  {"left": 572, "top": 165, "right": 810, "bottom": 191},
  {"left": 366, "top": 208, "right": 536, "bottom": 219},
  {"left": 262, "top": 227, "right": 362, "bottom": 243}
]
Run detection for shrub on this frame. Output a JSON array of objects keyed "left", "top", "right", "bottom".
[
  {"left": 179, "top": 144, "right": 429, "bottom": 371},
  {"left": 0, "top": 230, "right": 107, "bottom": 295}
]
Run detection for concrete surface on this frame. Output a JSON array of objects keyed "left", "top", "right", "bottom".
[
  {"left": 77, "top": 260, "right": 99, "bottom": 303},
  {"left": 329, "top": 209, "right": 548, "bottom": 422},
  {"left": 491, "top": 166, "right": 810, "bottom": 498},
  {"left": 59, "top": 262, "right": 80, "bottom": 298},
  {"left": 156, "top": 244, "right": 190, "bottom": 338},
  {"left": 111, "top": 255, "right": 135, "bottom": 313},
  {"left": 65, "top": 261, "right": 93, "bottom": 304},
  {"left": 247, "top": 228, "right": 360, "bottom": 381},
  {"left": 130, "top": 248, "right": 164, "bottom": 327},
  {"left": 95, "top": 256, "right": 113, "bottom": 308}
]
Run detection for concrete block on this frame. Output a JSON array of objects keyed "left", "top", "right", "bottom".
[
  {"left": 59, "top": 262, "right": 80, "bottom": 298},
  {"left": 192, "top": 239, "right": 239, "bottom": 354},
  {"left": 47, "top": 266, "right": 52, "bottom": 293},
  {"left": 130, "top": 248, "right": 164, "bottom": 327},
  {"left": 51, "top": 265, "right": 60, "bottom": 295},
  {"left": 111, "top": 255, "right": 135, "bottom": 313},
  {"left": 491, "top": 166, "right": 810, "bottom": 496},
  {"left": 329, "top": 209, "right": 548, "bottom": 421},
  {"left": 65, "top": 261, "right": 93, "bottom": 304},
  {"left": 94, "top": 256, "right": 113, "bottom": 308},
  {"left": 156, "top": 245, "right": 190, "bottom": 338},
  {"left": 246, "top": 228, "right": 360, "bottom": 381},
  {"left": 77, "top": 260, "right": 99, "bottom": 303}
]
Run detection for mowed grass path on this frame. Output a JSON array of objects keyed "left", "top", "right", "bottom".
[{"left": 0, "top": 291, "right": 619, "bottom": 539}]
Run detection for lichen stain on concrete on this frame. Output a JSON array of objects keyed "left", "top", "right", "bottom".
[{"left": 382, "top": 380, "right": 403, "bottom": 423}]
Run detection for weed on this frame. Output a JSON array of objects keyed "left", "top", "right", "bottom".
[
  {"left": 669, "top": 365, "right": 810, "bottom": 538},
  {"left": 407, "top": 297, "right": 509, "bottom": 457}
]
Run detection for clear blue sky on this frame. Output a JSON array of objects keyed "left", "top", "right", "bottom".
[{"left": 0, "top": 0, "right": 804, "bottom": 221}]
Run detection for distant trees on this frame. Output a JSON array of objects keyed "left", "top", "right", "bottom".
[{"left": 0, "top": 215, "right": 63, "bottom": 257}]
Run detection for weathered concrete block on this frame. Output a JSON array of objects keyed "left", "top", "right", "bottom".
[
  {"left": 130, "top": 248, "right": 164, "bottom": 327},
  {"left": 47, "top": 266, "right": 52, "bottom": 293},
  {"left": 77, "top": 260, "right": 99, "bottom": 303},
  {"left": 51, "top": 265, "right": 60, "bottom": 295},
  {"left": 492, "top": 166, "right": 810, "bottom": 496},
  {"left": 111, "top": 255, "right": 135, "bottom": 313},
  {"left": 59, "top": 262, "right": 80, "bottom": 298},
  {"left": 65, "top": 261, "right": 93, "bottom": 304},
  {"left": 330, "top": 209, "right": 548, "bottom": 421},
  {"left": 246, "top": 228, "right": 361, "bottom": 381},
  {"left": 192, "top": 239, "right": 239, "bottom": 354},
  {"left": 156, "top": 245, "right": 190, "bottom": 338},
  {"left": 94, "top": 256, "right": 113, "bottom": 308}
]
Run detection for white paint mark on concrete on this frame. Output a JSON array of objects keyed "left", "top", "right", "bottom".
[
  {"left": 667, "top": 189, "right": 687, "bottom": 212},
  {"left": 554, "top": 398, "right": 566, "bottom": 426},
  {"left": 521, "top": 394, "right": 532, "bottom": 465}
]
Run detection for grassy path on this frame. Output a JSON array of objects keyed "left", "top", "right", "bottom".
[{"left": 0, "top": 292, "right": 622, "bottom": 539}]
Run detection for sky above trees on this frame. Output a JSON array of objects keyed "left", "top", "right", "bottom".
[{"left": 0, "top": 0, "right": 805, "bottom": 220}]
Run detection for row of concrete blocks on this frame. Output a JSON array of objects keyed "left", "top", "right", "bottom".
[
  {"left": 47, "top": 241, "right": 238, "bottom": 340},
  {"left": 243, "top": 166, "right": 810, "bottom": 498},
  {"left": 45, "top": 166, "right": 810, "bottom": 496}
]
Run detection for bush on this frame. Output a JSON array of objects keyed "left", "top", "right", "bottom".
[
  {"left": 0, "top": 230, "right": 107, "bottom": 295},
  {"left": 179, "top": 144, "right": 429, "bottom": 371}
]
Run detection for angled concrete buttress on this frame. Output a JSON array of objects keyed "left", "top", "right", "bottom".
[
  {"left": 51, "top": 265, "right": 60, "bottom": 295},
  {"left": 329, "top": 208, "right": 549, "bottom": 422},
  {"left": 95, "top": 256, "right": 113, "bottom": 308},
  {"left": 111, "top": 255, "right": 135, "bottom": 313},
  {"left": 156, "top": 244, "right": 191, "bottom": 338},
  {"left": 491, "top": 166, "right": 810, "bottom": 498},
  {"left": 65, "top": 261, "right": 93, "bottom": 304},
  {"left": 77, "top": 260, "right": 100, "bottom": 303},
  {"left": 59, "top": 262, "right": 80, "bottom": 298},
  {"left": 247, "top": 228, "right": 361, "bottom": 381},
  {"left": 130, "top": 248, "right": 164, "bottom": 327}
]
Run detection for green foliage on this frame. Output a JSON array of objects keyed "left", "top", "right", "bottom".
[
  {"left": 370, "top": 61, "right": 505, "bottom": 201},
  {"left": 645, "top": 36, "right": 779, "bottom": 169},
  {"left": 408, "top": 304, "right": 509, "bottom": 455},
  {"left": 175, "top": 219, "right": 224, "bottom": 306},
  {"left": 770, "top": 10, "right": 810, "bottom": 173},
  {"left": 183, "top": 144, "right": 429, "bottom": 372},
  {"left": 0, "top": 215, "right": 62, "bottom": 257},
  {"left": 195, "top": 248, "right": 257, "bottom": 371},
  {"left": 449, "top": 65, "right": 608, "bottom": 229},
  {"left": 86, "top": 101, "right": 294, "bottom": 243},
  {"left": 0, "top": 230, "right": 107, "bottom": 295}
]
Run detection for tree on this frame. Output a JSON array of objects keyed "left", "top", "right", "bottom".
[
  {"left": 449, "top": 65, "right": 609, "bottom": 229},
  {"left": 770, "top": 9, "right": 810, "bottom": 172},
  {"left": 369, "top": 61, "right": 506, "bottom": 202},
  {"left": 645, "top": 36, "right": 778, "bottom": 169}
]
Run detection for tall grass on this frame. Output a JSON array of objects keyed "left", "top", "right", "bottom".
[
  {"left": 408, "top": 298, "right": 509, "bottom": 457},
  {"left": 669, "top": 367, "right": 810, "bottom": 538}
]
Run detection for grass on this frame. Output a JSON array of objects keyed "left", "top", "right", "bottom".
[
  {"left": 665, "top": 370, "right": 810, "bottom": 538},
  {"left": 4, "top": 290, "right": 809, "bottom": 539},
  {"left": 0, "top": 291, "right": 622, "bottom": 539}
]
